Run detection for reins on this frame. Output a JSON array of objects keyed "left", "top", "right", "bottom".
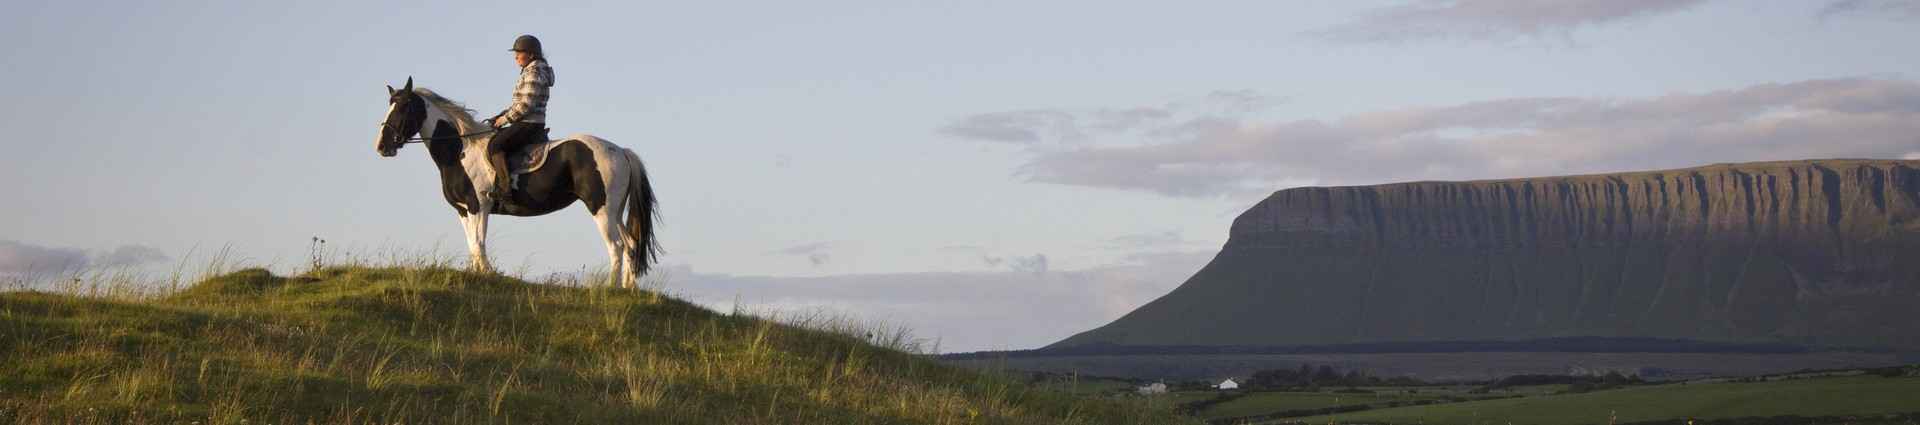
[
  {"left": 403, "top": 128, "right": 496, "bottom": 144},
  {"left": 378, "top": 90, "right": 498, "bottom": 145}
]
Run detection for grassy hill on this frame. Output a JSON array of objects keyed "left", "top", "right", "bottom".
[{"left": 0, "top": 266, "right": 1196, "bottom": 424}]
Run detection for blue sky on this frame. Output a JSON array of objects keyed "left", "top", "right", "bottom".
[{"left": 4, "top": 0, "right": 1918, "bottom": 351}]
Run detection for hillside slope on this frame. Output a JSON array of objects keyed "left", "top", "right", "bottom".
[
  {"left": 0, "top": 267, "right": 1193, "bottom": 424},
  {"left": 1053, "top": 159, "right": 1920, "bottom": 351}
]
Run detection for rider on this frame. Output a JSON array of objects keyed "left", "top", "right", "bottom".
[{"left": 485, "top": 34, "right": 556, "bottom": 196}]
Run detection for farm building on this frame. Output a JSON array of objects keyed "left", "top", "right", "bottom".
[{"left": 1216, "top": 378, "right": 1239, "bottom": 390}]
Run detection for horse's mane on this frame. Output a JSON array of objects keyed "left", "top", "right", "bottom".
[{"left": 412, "top": 88, "right": 488, "bottom": 144}]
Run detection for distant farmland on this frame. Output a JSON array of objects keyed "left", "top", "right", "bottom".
[
  {"left": 945, "top": 351, "right": 1909, "bottom": 382},
  {"left": 1287, "top": 374, "right": 1920, "bottom": 425}
]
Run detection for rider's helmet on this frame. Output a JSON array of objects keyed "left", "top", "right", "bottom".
[{"left": 510, "top": 35, "right": 543, "bottom": 58}]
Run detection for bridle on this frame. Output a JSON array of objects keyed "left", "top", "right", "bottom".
[
  {"left": 381, "top": 121, "right": 497, "bottom": 145},
  {"left": 379, "top": 89, "right": 498, "bottom": 147}
]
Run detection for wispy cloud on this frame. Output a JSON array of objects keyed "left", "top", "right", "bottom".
[
  {"left": 769, "top": 242, "right": 833, "bottom": 267},
  {"left": 935, "top": 245, "right": 1056, "bottom": 273},
  {"left": 0, "top": 240, "right": 171, "bottom": 274},
  {"left": 940, "top": 90, "right": 1279, "bottom": 151},
  {"left": 1007, "top": 253, "right": 1049, "bottom": 274},
  {"left": 97, "top": 245, "right": 169, "bottom": 268},
  {"left": 938, "top": 109, "right": 1087, "bottom": 145},
  {"left": 1308, "top": 0, "right": 1709, "bottom": 44},
  {"left": 0, "top": 240, "right": 88, "bottom": 273},
  {"left": 953, "top": 78, "right": 1920, "bottom": 198},
  {"left": 1819, "top": 0, "right": 1920, "bottom": 19}
]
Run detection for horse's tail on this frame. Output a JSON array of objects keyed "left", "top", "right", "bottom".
[{"left": 621, "top": 148, "right": 661, "bottom": 281}]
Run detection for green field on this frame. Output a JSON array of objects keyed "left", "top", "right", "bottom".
[
  {"left": 0, "top": 266, "right": 1198, "bottom": 424},
  {"left": 1200, "top": 391, "right": 1463, "bottom": 419},
  {"left": 1285, "top": 375, "right": 1920, "bottom": 425},
  {"left": 1171, "top": 391, "right": 1225, "bottom": 405},
  {"left": 1030, "top": 375, "right": 1139, "bottom": 396}
]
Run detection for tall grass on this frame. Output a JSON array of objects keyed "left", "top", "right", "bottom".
[{"left": 0, "top": 249, "right": 1196, "bottom": 424}]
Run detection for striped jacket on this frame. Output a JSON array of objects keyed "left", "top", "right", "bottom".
[{"left": 502, "top": 59, "right": 554, "bottom": 124}]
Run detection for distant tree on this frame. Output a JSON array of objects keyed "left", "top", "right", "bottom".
[
  {"left": 1601, "top": 371, "right": 1630, "bottom": 386},
  {"left": 1386, "top": 376, "right": 1424, "bottom": 386},
  {"left": 1314, "top": 365, "right": 1340, "bottom": 384},
  {"left": 1870, "top": 366, "right": 1909, "bottom": 378},
  {"left": 1250, "top": 366, "right": 1307, "bottom": 389},
  {"left": 1567, "top": 382, "right": 1595, "bottom": 393},
  {"left": 1247, "top": 364, "right": 1412, "bottom": 390}
]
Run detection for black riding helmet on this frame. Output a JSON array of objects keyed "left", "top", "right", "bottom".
[{"left": 510, "top": 34, "right": 543, "bottom": 58}]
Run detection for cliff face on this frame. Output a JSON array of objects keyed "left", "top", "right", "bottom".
[{"left": 1052, "top": 159, "right": 1920, "bottom": 351}]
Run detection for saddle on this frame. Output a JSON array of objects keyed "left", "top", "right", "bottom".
[{"left": 505, "top": 128, "right": 562, "bottom": 175}]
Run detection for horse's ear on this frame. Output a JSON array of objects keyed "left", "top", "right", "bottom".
[
  {"left": 403, "top": 76, "right": 414, "bottom": 92},
  {"left": 387, "top": 84, "right": 396, "bottom": 96}
]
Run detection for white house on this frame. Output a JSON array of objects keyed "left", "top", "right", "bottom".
[
  {"left": 1136, "top": 382, "right": 1168, "bottom": 395},
  {"left": 1216, "top": 378, "right": 1240, "bottom": 390}
]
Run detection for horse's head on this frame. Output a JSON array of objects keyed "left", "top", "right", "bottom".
[{"left": 375, "top": 77, "right": 426, "bottom": 157}]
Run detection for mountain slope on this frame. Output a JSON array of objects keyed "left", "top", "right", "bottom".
[
  {"left": 0, "top": 267, "right": 1193, "bottom": 424},
  {"left": 1053, "top": 159, "right": 1920, "bottom": 351}
]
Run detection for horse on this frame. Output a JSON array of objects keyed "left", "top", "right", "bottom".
[{"left": 373, "top": 77, "right": 659, "bottom": 289}]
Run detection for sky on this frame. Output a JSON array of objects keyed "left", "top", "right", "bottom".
[{"left": 3, "top": 0, "right": 1918, "bottom": 352}]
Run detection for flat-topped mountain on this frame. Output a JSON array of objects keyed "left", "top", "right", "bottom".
[{"left": 1052, "top": 159, "right": 1920, "bottom": 351}]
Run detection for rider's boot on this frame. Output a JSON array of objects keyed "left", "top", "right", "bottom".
[{"left": 488, "top": 150, "right": 513, "bottom": 198}]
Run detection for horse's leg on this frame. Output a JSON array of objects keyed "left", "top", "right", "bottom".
[
  {"left": 597, "top": 157, "right": 636, "bottom": 289},
  {"left": 591, "top": 205, "right": 627, "bottom": 288},
  {"left": 470, "top": 205, "right": 495, "bottom": 273},
  {"left": 614, "top": 172, "right": 639, "bottom": 290},
  {"left": 458, "top": 214, "right": 484, "bottom": 271},
  {"left": 619, "top": 239, "right": 640, "bottom": 290}
]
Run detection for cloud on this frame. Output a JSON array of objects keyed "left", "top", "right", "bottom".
[
  {"left": 1201, "top": 89, "right": 1281, "bottom": 115},
  {"left": 1819, "top": 0, "right": 1920, "bottom": 19},
  {"left": 1008, "top": 253, "right": 1049, "bottom": 274},
  {"left": 937, "top": 109, "right": 1083, "bottom": 145},
  {"left": 669, "top": 249, "right": 1216, "bottom": 352},
  {"left": 1088, "top": 107, "right": 1175, "bottom": 134},
  {"left": 937, "top": 246, "right": 1069, "bottom": 273},
  {"left": 974, "top": 77, "right": 1920, "bottom": 198},
  {"left": 0, "top": 240, "right": 90, "bottom": 273},
  {"left": 940, "top": 91, "right": 1279, "bottom": 149},
  {"left": 1309, "top": 0, "right": 1709, "bottom": 44},
  {"left": 97, "top": 245, "right": 169, "bottom": 268},
  {"left": 769, "top": 242, "right": 833, "bottom": 267},
  {"left": 0, "top": 240, "right": 171, "bottom": 274}
]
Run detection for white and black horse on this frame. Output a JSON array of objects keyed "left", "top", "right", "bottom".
[{"left": 374, "top": 77, "right": 658, "bottom": 288}]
